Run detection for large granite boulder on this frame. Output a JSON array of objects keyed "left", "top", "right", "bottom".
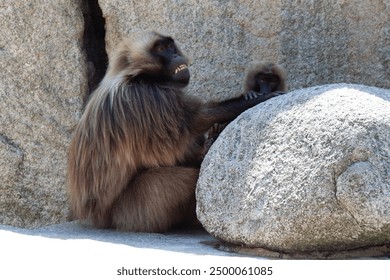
[{"left": 196, "top": 84, "right": 390, "bottom": 255}]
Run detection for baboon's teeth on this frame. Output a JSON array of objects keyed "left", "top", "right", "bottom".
[{"left": 174, "top": 64, "right": 188, "bottom": 74}]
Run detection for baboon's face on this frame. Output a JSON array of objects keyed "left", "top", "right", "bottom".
[
  {"left": 254, "top": 73, "right": 280, "bottom": 94},
  {"left": 151, "top": 36, "right": 190, "bottom": 87}
]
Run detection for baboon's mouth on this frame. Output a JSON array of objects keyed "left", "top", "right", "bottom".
[{"left": 174, "top": 64, "right": 188, "bottom": 74}]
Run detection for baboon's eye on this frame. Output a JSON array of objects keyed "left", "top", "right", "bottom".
[{"left": 156, "top": 44, "right": 166, "bottom": 53}]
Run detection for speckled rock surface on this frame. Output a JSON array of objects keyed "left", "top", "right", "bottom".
[
  {"left": 196, "top": 84, "right": 390, "bottom": 253},
  {"left": 100, "top": 0, "right": 390, "bottom": 100},
  {"left": 0, "top": 1, "right": 86, "bottom": 227}
]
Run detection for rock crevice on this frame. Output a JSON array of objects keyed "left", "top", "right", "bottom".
[{"left": 82, "top": 0, "right": 108, "bottom": 96}]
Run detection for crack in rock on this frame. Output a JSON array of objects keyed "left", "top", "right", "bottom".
[{"left": 81, "top": 0, "right": 108, "bottom": 96}]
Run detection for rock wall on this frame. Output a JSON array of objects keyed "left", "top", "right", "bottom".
[
  {"left": 98, "top": 0, "right": 390, "bottom": 99},
  {"left": 0, "top": 1, "right": 86, "bottom": 227},
  {"left": 280, "top": 0, "right": 390, "bottom": 89},
  {"left": 0, "top": 0, "right": 389, "bottom": 227}
]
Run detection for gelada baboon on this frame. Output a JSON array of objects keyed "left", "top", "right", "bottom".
[
  {"left": 206, "top": 61, "right": 288, "bottom": 145},
  {"left": 68, "top": 31, "right": 285, "bottom": 232},
  {"left": 244, "top": 61, "right": 287, "bottom": 99}
]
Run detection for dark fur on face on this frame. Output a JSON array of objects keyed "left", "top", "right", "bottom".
[{"left": 244, "top": 61, "right": 287, "bottom": 93}]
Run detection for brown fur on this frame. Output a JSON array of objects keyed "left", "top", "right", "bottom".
[
  {"left": 244, "top": 61, "right": 287, "bottom": 92},
  {"left": 68, "top": 31, "right": 283, "bottom": 232},
  {"left": 205, "top": 61, "right": 288, "bottom": 145}
]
